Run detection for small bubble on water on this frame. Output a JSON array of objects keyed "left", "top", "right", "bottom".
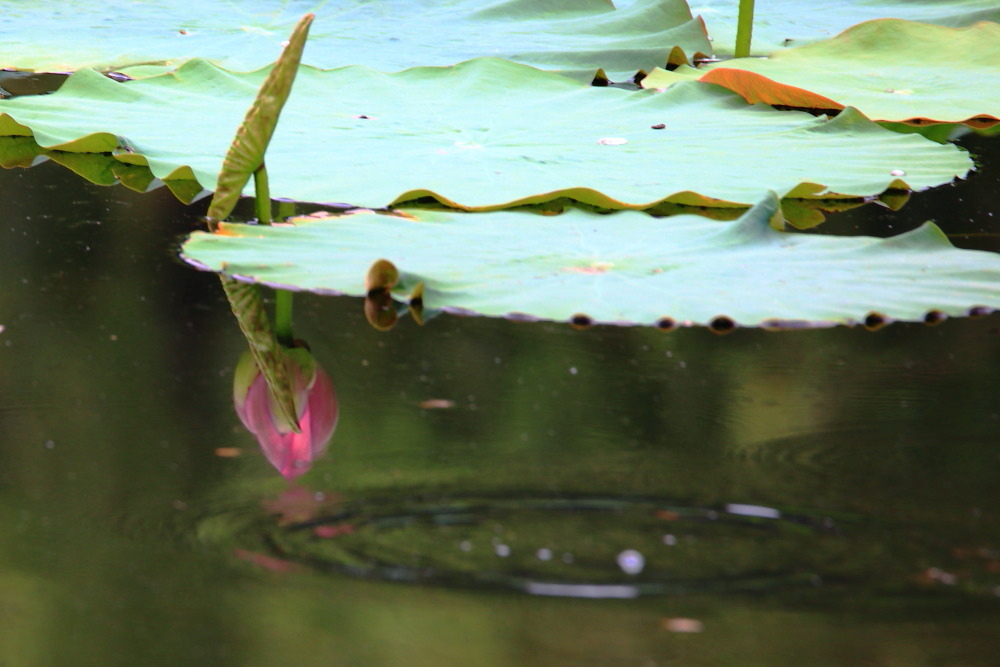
[
  {"left": 536, "top": 548, "right": 553, "bottom": 561},
  {"left": 494, "top": 544, "right": 511, "bottom": 557},
  {"left": 569, "top": 366, "right": 578, "bottom": 375},
  {"left": 617, "top": 549, "right": 645, "bottom": 575}
]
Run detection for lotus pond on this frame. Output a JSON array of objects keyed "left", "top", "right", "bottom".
[{"left": 3, "top": 2, "right": 1000, "bottom": 665}]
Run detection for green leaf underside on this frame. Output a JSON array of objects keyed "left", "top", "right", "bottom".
[
  {"left": 0, "top": 0, "right": 710, "bottom": 82},
  {"left": 691, "top": 0, "right": 1000, "bottom": 55},
  {"left": 181, "top": 194, "right": 1000, "bottom": 328},
  {"left": 208, "top": 13, "right": 312, "bottom": 222},
  {"left": 0, "top": 59, "right": 971, "bottom": 211},
  {"left": 643, "top": 20, "right": 1000, "bottom": 125}
]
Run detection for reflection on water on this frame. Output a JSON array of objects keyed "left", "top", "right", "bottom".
[
  {"left": 232, "top": 347, "right": 338, "bottom": 479},
  {"left": 248, "top": 493, "right": 842, "bottom": 597},
  {"left": 1, "top": 138, "right": 1000, "bottom": 663}
]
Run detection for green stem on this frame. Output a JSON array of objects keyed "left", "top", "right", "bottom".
[
  {"left": 734, "top": 0, "right": 755, "bottom": 58},
  {"left": 254, "top": 162, "right": 272, "bottom": 224},
  {"left": 276, "top": 200, "right": 296, "bottom": 221},
  {"left": 275, "top": 289, "right": 294, "bottom": 347}
]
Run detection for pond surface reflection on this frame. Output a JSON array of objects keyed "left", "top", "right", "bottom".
[{"left": 1, "top": 138, "right": 999, "bottom": 665}]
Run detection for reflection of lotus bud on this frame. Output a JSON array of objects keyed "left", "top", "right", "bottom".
[{"left": 233, "top": 346, "right": 338, "bottom": 480}]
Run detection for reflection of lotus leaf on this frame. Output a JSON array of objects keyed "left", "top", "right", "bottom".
[
  {"left": 0, "top": 59, "right": 972, "bottom": 210},
  {"left": 181, "top": 194, "right": 1000, "bottom": 328}
]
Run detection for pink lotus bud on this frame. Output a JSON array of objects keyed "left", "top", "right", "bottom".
[{"left": 233, "top": 347, "right": 338, "bottom": 479}]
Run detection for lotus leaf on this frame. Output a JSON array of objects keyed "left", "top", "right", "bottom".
[
  {"left": 0, "top": 0, "right": 710, "bottom": 82},
  {"left": 690, "top": 0, "right": 1000, "bottom": 55},
  {"left": 180, "top": 194, "right": 1000, "bottom": 328},
  {"left": 642, "top": 20, "right": 1000, "bottom": 126},
  {"left": 0, "top": 59, "right": 972, "bottom": 211}
]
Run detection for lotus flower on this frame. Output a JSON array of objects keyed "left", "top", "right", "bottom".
[{"left": 233, "top": 346, "right": 338, "bottom": 480}]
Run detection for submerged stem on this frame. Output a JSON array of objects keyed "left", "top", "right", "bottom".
[
  {"left": 254, "top": 163, "right": 272, "bottom": 224},
  {"left": 735, "top": 0, "right": 755, "bottom": 58},
  {"left": 275, "top": 289, "right": 294, "bottom": 347}
]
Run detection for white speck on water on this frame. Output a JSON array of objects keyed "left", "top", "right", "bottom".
[
  {"left": 495, "top": 544, "right": 511, "bottom": 557},
  {"left": 569, "top": 366, "right": 578, "bottom": 375},
  {"left": 598, "top": 137, "right": 628, "bottom": 146},
  {"left": 891, "top": 169, "right": 906, "bottom": 177},
  {"left": 617, "top": 549, "right": 645, "bottom": 575},
  {"left": 459, "top": 541, "right": 472, "bottom": 552},
  {"left": 44, "top": 440, "right": 55, "bottom": 450},
  {"left": 725, "top": 503, "right": 781, "bottom": 519},
  {"left": 536, "top": 548, "right": 553, "bottom": 561},
  {"left": 663, "top": 534, "right": 677, "bottom": 546}
]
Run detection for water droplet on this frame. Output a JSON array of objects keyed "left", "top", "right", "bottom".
[{"left": 617, "top": 549, "right": 645, "bottom": 575}]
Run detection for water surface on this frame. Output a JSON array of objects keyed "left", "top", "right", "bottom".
[{"left": 1, "top": 135, "right": 999, "bottom": 665}]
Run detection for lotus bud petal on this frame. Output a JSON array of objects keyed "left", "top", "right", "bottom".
[{"left": 233, "top": 347, "right": 338, "bottom": 479}]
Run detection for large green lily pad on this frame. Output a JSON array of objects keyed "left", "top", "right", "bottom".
[
  {"left": 180, "top": 194, "right": 1000, "bottom": 328},
  {"left": 643, "top": 20, "right": 1000, "bottom": 126},
  {"left": 690, "top": 0, "right": 1000, "bottom": 55},
  {"left": 0, "top": 0, "right": 710, "bottom": 82},
  {"left": 0, "top": 58, "right": 972, "bottom": 211}
]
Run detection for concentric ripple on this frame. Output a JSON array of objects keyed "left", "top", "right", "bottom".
[{"left": 253, "top": 494, "right": 860, "bottom": 598}]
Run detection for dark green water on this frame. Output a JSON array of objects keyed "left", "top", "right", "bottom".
[{"left": 1, "top": 135, "right": 999, "bottom": 665}]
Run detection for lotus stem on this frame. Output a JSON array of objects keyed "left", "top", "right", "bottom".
[
  {"left": 276, "top": 200, "right": 296, "bottom": 221},
  {"left": 254, "top": 162, "right": 272, "bottom": 224},
  {"left": 275, "top": 289, "right": 294, "bottom": 347},
  {"left": 735, "top": 0, "right": 755, "bottom": 58}
]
